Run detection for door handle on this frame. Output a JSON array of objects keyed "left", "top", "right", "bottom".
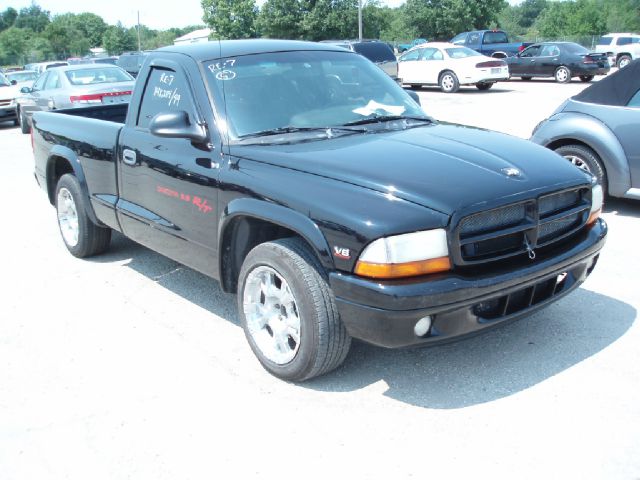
[{"left": 122, "top": 149, "right": 137, "bottom": 166}]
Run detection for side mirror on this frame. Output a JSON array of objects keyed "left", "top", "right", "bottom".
[
  {"left": 20, "top": 86, "right": 32, "bottom": 93},
  {"left": 149, "top": 110, "right": 207, "bottom": 143},
  {"left": 404, "top": 88, "right": 421, "bottom": 106}
]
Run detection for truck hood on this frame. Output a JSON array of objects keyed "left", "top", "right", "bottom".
[{"left": 231, "top": 122, "right": 590, "bottom": 216}]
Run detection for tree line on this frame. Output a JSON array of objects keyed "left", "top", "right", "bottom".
[{"left": 2, "top": 0, "right": 639, "bottom": 66}]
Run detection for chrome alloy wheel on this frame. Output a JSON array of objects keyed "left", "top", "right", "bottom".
[
  {"left": 57, "top": 187, "right": 79, "bottom": 247},
  {"left": 564, "top": 154, "right": 592, "bottom": 174},
  {"left": 243, "top": 266, "right": 301, "bottom": 364}
]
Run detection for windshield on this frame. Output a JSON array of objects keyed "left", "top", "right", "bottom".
[
  {"left": 0, "top": 73, "right": 9, "bottom": 87},
  {"left": 205, "top": 50, "right": 425, "bottom": 140},
  {"left": 65, "top": 67, "right": 134, "bottom": 85},
  {"left": 445, "top": 47, "right": 482, "bottom": 58}
]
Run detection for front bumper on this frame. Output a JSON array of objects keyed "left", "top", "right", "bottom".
[{"left": 330, "top": 219, "right": 607, "bottom": 348}]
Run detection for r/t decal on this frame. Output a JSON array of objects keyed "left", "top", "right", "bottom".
[{"left": 157, "top": 186, "right": 213, "bottom": 214}]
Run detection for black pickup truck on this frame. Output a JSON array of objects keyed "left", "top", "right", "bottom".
[{"left": 32, "top": 40, "right": 607, "bottom": 381}]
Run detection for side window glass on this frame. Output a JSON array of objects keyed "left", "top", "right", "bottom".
[
  {"left": 137, "top": 68, "right": 194, "bottom": 129},
  {"left": 520, "top": 46, "right": 539, "bottom": 58},
  {"left": 627, "top": 89, "right": 640, "bottom": 108},
  {"left": 468, "top": 33, "right": 480, "bottom": 44},
  {"left": 400, "top": 49, "right": 421, "bottom": 62},
  {"left": 44, "top": 71, "right": 60, "bottom": 90},
  {"left": 32, "top": 73, "right": 47, "bottom": 91},
  {"left": 432, "top": 50, "right": 443, "bottom": 60}
]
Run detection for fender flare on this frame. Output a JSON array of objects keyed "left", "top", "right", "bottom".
[
  {"left": 218, "top": 198, "right": 334, "bottom": 288},
  {"left": 45, "top": 145, "right": 102, "bottom": 225},
  {"left": 534, "top": 112, "right": 631, "bottom": 197}
]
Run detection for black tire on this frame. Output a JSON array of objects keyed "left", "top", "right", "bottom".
[
  {"left": 13, "top": 117, "right": 19, "bottom": 127},
  {"left": 617, "top": 55, "right": 631, "bottom": 69},
  {"left": 238, "top": 238, "right": 351, "bottom": 382},
  {"left": 476, "top": 82, "right": 493, "bottom": 91},
  {"left": 555, "top": 66, "right": 571, "bottom": 83},
  {"left": 579, "top": 75, "right": 594, "bottom": 82},
  {"left": 520, "top": 76, "right": 533, "bottom": 81},
  {"left": 55, "top": 174, "right": 111, "bottom": 258},
  {"left": 439, "top": 70, "right": 459, "bottom": 93},
  {"left": 554, "top": 144, "right": 607, "bottom": 197},
  {"left": 18, "top": 108, "right": 30, "bottom": 134}
]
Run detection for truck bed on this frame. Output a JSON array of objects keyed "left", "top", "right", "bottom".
[{"left": 51, "top": 103, "right": 128, "bottom": 124}]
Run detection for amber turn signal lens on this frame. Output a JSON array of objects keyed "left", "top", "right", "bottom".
[
  {"left": 354, "top": 256, "right": 451, "bottom": 279},
  {"left": 587, "top": 208, "right": 601, "bottom": 226}
]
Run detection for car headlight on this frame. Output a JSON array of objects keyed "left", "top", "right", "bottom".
[
  {"left": 354, "top": 229, "right": 451, "bottom": 279},
  {"left": 588, "top": 183, "right": 603, "bottom": 226}
]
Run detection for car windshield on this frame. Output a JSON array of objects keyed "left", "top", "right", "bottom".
[
  {"left": 445, "top": 47, "right": 482, "bottom": 58},
  {"left": 0, "top": 73, "right": 10, "bottom": 87},
  {"left": 65, "top": 67, "right": 133, "bottom": 85},
  {"left": 564, "top": 43, "right": 590, "bottom": 55},
  {"left": 205, "top": 50, "right": 426, "bottom": 140}
]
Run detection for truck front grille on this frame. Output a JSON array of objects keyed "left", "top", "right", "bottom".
[{"left": 454, "top": 187, "right": 591, "bottom": 265}]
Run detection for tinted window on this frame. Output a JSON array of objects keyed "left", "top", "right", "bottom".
[
  {"left": 65, "top": 67, "right": 133, "bottom": 85},
  {"left": 138, "top": 68, "right": 194, "bottom": 129},
  {"left": 628, "top": 89, "right": 640, "bottom": 108},
  {"left": 617, "top": 37, "right": 632, "bottom": 46},
  {"left": 564, "top": 43, "right": 589, "bottom": 54},
  {"left": 352, "top": 42, "right": 395, "bottom": 62},
  {"left": 483, "top": 31, "right": 508, "bottom": 44},
  {"left": 520, "top": 45, "right": 541, "bottom": 58},
  {"left": 597, "top": 36, "right": 612, "bottom": 46}
]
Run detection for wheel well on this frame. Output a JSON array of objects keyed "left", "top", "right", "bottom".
[
  {"left": 47, "top": 156, "right": 74, "bottom": 205},
  {"left": 438, "top": 69, "right": 453, "bottom": 80},
  {"left": 220, "top": 216, "right": 306, "bottom": 294},
  {"left": 616, "top": 52, "right": 631, "bottom": 59},
  {"left": 545, "top": 138, "right": 608, "bottom": 183}
]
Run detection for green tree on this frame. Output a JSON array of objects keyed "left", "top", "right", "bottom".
[
  {"left": 0, "top": 7, "right": 18, "bottom": 32},
  {"left": 606, "top": 0, "right": 640, "bottom": 32},
  {"left": 74, "top": 13, "right": 108, "bottom": 47},
  {"left": 403, "top": 0, "right": 506, "bottom": 41},
  {"left": 0, "top": 26, "right": 31, "bottom": 64},
  {"left": 303, "top": 0, "right": 358, "bottom": 40},
  {"left": 202, "top": 0, "right": 258, "bottom": 39},
  {"left": 102, "top": 22, "right": 137, "bottom": 55},
  {"left": 45, "top": 14, "right": 91, "bottom": 58},
  {"left": 257, "top": 0, "right": 305, "bottom": 39},
  {"left": 14, "top": 4, "right": 50, "bottom": 33}
]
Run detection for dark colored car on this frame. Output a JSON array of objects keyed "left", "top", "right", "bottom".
[
  {"left": 116, "top": 51, "right": 149, "bottom": 78},
  {"left": 532, "top": 59, "right": 640, "bottom": 200},
  {"left": 31, "top": 40, "right": 606, "bottom": 381},
  {"left": 450, "top": 30, "right": 530, "bottom": 58},
  {"left": 508, "top": 42, "right": 610, "bottom": 83},
  {"left": 320, "top": 40, "right": 398, "bottom": 80}
]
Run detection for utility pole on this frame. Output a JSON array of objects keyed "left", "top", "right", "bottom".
[{"left": 358, "top": 0, "right": 363, "bottom": 41}]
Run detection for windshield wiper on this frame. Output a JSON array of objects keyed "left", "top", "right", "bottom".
[
  {"left": 238, "top": 125, "right": 365, "bottom": 139},
  {"left": 342, "top": 115, "right": 432, "bottom": 127}
]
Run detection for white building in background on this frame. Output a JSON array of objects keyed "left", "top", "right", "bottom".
[{"left": 173, "top": 29, "right": 212, "bottom": 45}]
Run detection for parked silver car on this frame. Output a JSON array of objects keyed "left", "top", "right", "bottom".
[
  {"left": 5, "top": 70, "right": 38, "bottom": 89},
  {"left": 16, "top": 64, "right": 135, "bottom": 133},
  {"left": 531, "top": 59, "right": 640, "bottom": 199}
]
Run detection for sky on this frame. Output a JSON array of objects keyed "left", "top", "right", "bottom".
[{"left": 5, "top": 0, "right": 523, "bottom": 31}]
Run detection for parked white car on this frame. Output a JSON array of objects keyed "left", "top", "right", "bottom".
[
  {"left": 5, "top": 70, "right": 38, "bottom": 89},
  {"left": 595, "top": 33, "right": 640, "bottom": 68},
  {"left": 398, "top": 42, "right": 510, "bottom": 93}
]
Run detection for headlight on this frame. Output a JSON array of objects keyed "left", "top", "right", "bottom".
[
  {"left": 588, "top": 183, "right": 603, "bottom": 226},
  {"left": 354, "top": 229, "right": 451, "bottom": 279}
]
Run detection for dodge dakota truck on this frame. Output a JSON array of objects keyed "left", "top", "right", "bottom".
[{"left": 31, "top": 40, "right": 607, "bottom": 381}]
